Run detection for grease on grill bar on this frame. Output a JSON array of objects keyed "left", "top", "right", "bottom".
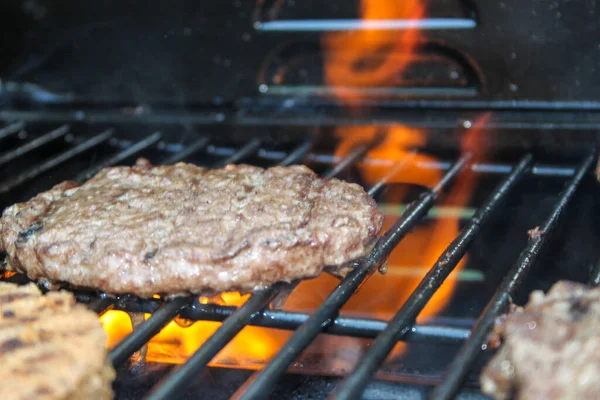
[{"left": 103, "top": 297, "right": 470, "bottom": 344}]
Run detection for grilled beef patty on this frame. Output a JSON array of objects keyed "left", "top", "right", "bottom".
[
  {"left": 0, "top": 282, "right": 114, "bottom": 400},
  {"left": 0, "top": 161, "right": 383, "bottom": 297},
  {"left": 481, "top": 281, "right": 600, "bottom": 400}
]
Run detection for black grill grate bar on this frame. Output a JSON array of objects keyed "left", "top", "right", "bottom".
[
  {"left": 107, "top": 297, "right": 470, "bottom": 344},
  {"left": 310, "top": 154, "right": 576, "bottom": 178},
  {"left": 322, "top": 135, "right": 383, "bottom": 179},
  {"left": 0, "top": 125, "right": 70, "bottom": 167},
  {"left": 231, "top": 154, "right": 471, "bottom": 400},
  {"left": 145, "top": 288, "right": 278, "bottom": 400},
  {"left": 160, "top": 137, "right": 211, "bottom": 165},
  {"left": 277, "top": 140, "right": 312, "bottom": 166},
  {"left": 367, "top": 151, "right": 418, "bottom": 197},
  {"left": 109, "top": 297, "right": 192, "bottom": 367},
  {"left": 213, "top": 138, "right": 262, "bottom": 167},
  {"left": 330, "top": 154, "right": 533, "bottom": 400},
  {"left": 430, "top": 150, "right": 596, "bottom": 400},
  {"left": 87, "top": 296, "right": 115, "bottom": 316},
  {"left": 0, "top": 121, "right": 25, "bottom": 141},
  {"left": 75, "top": 132, "right": 162, "bottom": 182},
  {"left": 0, "top": 129, "right": 113, "bottom": 194}
]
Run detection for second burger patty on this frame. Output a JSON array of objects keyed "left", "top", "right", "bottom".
[{"left": 0, "top": 161, "right": 383, "bottom": 298}]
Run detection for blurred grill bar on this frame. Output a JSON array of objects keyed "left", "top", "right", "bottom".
[
  {"left": 160, "top": 137, "right": 210, "bottom": 165},
  {"left": 213, "top": 138, "right": 262, "bottom": 167},
  {"left": 0, "top": 121, "right": 25, "bottom": 140},
  {"left": 0, "top": 129, "right": 113, "bottom": 193},
  {"left": 75, "top": 131, "right": 162, "bottom": 182},
  {"left": 0, "top": 125, "right": 69, "bottom": 167}
]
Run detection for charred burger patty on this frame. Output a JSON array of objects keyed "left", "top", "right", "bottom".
[{"left": 0, "top": 162, "right": 383, "bottom": 298}]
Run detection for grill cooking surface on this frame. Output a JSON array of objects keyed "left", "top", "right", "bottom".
[{"left": 0, "top": 118, "right": 598, "bottom": 400}]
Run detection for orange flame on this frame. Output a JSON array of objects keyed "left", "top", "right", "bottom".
[
  {"left": 322, "top": 0, "right": 425, "bottom": 106},
  {"left": 331, "top": 114, "right": 490, "bottom": 359}
]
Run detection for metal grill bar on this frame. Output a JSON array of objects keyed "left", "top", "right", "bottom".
[
  {"left": 232, "top": 154, "right": 471, "bottom": 400},
  {"left": 0, "top": 125, "right": 69, "bottom": 167},
  {"left": 75, "top": 132, "right": 162, "bottom": 182},
  {"left": 109, "top": 297, "right": 192, "bottom": 366},
  {"left": 330, "top": 154, "right": 533, "bottom": 400},
  {"left": 87, "top": 297, "right": 115, "bottom": 316},
  {"left": 322, "top": 137, "right": 381, "bottom": 179},
  {"left": 309, "top": 154, "right": 577, "bottom": 178},
  {"left": 0, "top": 129, "right": 113, "bottom": 194},
  {"left": 146, "top": 289, "right": 277, "bottom": 400},
  {"left": 0, "top": 121, "right": 25, "bottom": 141},
  {"left": 214, "top": 138, "right": 262, "bottom": 167},
  {"left": 106, "top": 297, "right": 470, "bottom": 344},
  {"left": 367, "top": 151, "right": 418, "bottom": 197},
  {"left": 277, "top": 140, "right": 312, "bottom": 166},
  {"left": 160, "top": 137, "right": 210, "bottom": 165},
  {"left": 430, "top": 150, "right": 596, "bottom": 400}
]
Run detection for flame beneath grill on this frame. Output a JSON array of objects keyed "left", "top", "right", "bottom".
[
  {"left": 322, "top": 0, "right": 425, "bottom": 107},
  {"left": 100, "top": 0, "right": 488, "bottom": 372}
]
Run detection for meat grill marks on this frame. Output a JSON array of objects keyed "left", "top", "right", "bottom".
[
  {"left": 0, "top": 120, "right": 596, "bottom": 400},
  {"left": 0, "top": 282, "right": 114, "bottom": 400},
  {"left": 481, "top": 281, "right": 600, "bottom": 400},
  {"left": 0, "top": 161, "right": 383, "bottom": 297}
]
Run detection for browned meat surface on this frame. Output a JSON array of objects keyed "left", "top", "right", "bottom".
[
  {"left": 481, "top": 281, "right": 600, "bottom": 400},
  {"left": 0, "top": 282, "right": 114, "bottom": 400},
  {"left": 0, "top": 161, "right": 383, "bottom": 298}
]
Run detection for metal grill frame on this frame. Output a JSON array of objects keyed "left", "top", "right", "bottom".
[{"left": 0, "top": 119, "right": 596, "bottom": 400}]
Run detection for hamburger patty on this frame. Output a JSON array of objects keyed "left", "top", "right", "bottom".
[
  {"left": 0, "top": 161, "right": 383, "bottom": 297},
  {"left": 0, "top": 282, "right": 114, "bottom": 400},
  {"left": 481, "top": 281, "right": 600, "bottom": 400}
]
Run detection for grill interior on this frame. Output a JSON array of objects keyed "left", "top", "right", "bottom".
[{"left": 0, "top": 116, "right": 599, "bottom": 400}]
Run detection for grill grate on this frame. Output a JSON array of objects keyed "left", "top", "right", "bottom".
[{"left": 0, "top": 119, "right": 596, "bottom": 399}]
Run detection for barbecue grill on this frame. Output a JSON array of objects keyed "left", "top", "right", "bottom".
[{"left": 2, "top": 1, "right": 600, "bottom": 399}]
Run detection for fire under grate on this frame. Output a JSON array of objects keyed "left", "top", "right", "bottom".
[{"left": 0, "top": 118, "right": 598, "bottom": 400}]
